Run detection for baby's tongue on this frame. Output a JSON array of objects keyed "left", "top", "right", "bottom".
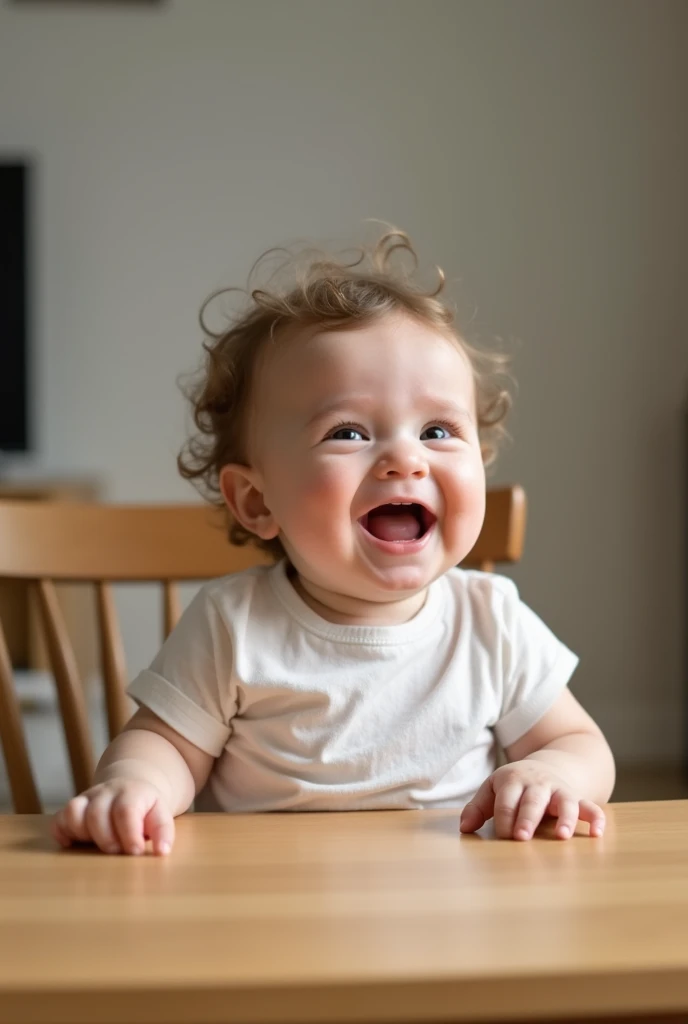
[{"left": 366, "top": 505, "right": 421, "bottom": 542}]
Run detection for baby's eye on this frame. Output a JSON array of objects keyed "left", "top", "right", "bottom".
[
  {"left": 421, "top": 424, "right": 450, "bottom": 441},
  {"left": 329, "top": 426, "right": 366, "bottom": 441}
]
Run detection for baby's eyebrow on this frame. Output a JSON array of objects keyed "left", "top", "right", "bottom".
[
  {"left": 305, "top": 395, "right": 376, "bottom": 427},
  {"left": 421, "top": 398, "right": 474, "bottom": 420},
  {"left": 305, "top": 395, "right": 475, "bottom": 427},
  {"left": 411, "top": 396, "right": 477, "bottom": 426}
]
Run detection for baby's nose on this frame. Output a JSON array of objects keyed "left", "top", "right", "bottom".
[{"left": 374, "top": 443, "right": 429, "bottom": 479}]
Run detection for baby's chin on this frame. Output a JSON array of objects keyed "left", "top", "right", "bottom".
[
  {"left": 339, "top": 556, "right": 442, "bottom": 600},
  {"left": 293, "top": 558, "right": 431, "bottom": 600},
  {"left": 353, "top": 545, "right": 463, "bottom": 593},
  {"left": 361, "top": 568, "right": 436, "bottom": 597}
]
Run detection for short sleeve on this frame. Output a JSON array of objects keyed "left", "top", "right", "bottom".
[
  {"left": 127, "top": 587, "right": 236, "bottom": 757},
  {"left": 492, "top": 579, "right": 579, "bottom": 750}
]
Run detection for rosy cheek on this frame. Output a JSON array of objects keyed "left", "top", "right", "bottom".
[
  {"left": 441, "top": 455, "right": 483, "bottom": 492},
  {"left": 456, "top": 449, "right": 485, "bottom": 479},
  {"left": 300, "top": 462, "right": 352, "bottom": 503},
  {"left": 265, "top": 472, "right": 337, "bottom": 539}
]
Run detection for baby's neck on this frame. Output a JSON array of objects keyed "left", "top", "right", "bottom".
[{"left": 290, "top": 572, "right": 428, "bottom": 626}]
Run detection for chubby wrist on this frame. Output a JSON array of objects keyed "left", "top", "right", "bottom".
[
  {"left": 521, "top": 737, "right": 615, "bottom": 806},
  {"left": 94, "top": 758, "right": 173, "bottom": 805},
  {"left": 521, "top": 749, "right": 580, "bottom": 786}
]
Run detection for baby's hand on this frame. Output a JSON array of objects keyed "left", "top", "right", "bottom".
[
  {"left": 51, "top": 779, "right": 175, "bottom": 856},
  {"left": 459, "top": 760, "right": 606, "bottom": 841}
]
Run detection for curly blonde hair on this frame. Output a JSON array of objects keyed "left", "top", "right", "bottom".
[{"left": 178, "top": 228, "right": 512, "bottom": 560}]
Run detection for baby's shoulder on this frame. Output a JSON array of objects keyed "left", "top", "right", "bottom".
[
  {"left": 444, "top": 565, "right": 520, "bottom": 605},
  {"left": 201, "top": 561, "right": 277, "bottom": 603},
  {"left": 188, "top": 562, "right": 282, "bottom": 629},
  {"left": 442, "top": 567, "right": 522, "bottom": 629}
]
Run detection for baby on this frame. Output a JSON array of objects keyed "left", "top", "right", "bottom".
[{"left": 52, "top": 229, "right": 615, "bottom": 856}]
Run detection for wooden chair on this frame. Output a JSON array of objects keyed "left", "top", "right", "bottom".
[
  {"left": 462, "top": 484, "right": 526, "bottom": 574},
  {"left": 0, "top": 485, "right": 526, "bottom": 813}
]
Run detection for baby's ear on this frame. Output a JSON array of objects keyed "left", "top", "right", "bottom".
[{"left": 218, "top": 464, "right": 280, "bottom": 540}]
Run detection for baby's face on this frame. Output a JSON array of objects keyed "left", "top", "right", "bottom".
[{"left": 241, "top": 313, "right": 486, "bottom": 605}]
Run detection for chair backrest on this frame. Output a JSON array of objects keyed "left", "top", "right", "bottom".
[{"left": 0, "top": 485, "right": 525, "bottom": 813}]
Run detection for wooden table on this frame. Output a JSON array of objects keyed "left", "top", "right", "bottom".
[{"left": 1, "top": 802, "right": 688, "bottom": 1024}]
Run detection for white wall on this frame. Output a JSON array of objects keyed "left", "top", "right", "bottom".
[{"left": 1, "top": 0, "right": 687, "bottom": 763}]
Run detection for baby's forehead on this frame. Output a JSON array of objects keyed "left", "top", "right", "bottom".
[
  {"left": 256, "top": 315, "right": 473, "bottom": 398},
  {"left": 245, "top": 316, "right": 477, "bottom": 459}
]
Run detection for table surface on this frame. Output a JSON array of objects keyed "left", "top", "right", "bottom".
[{"left": 1, "top": 801, "right": 688, "bottom": 1024}]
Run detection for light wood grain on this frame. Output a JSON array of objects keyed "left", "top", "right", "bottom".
[
  {"left": 95, "top": 581, "right": 132, "bottom": 740},
  {"left": 0, "top": 502, "right": 268, "bottom": 581},
  {"left": 35, "top": 578, "right": 95, "bottom": 794},
  {"left": 0, "top": 478, "right": 100, "bottom": 674},
  {"left": 0, "top": 802, "right": 687, "bottom": 1023},
  {"left": 465, "top": 483, "right": 525, "bottom": 569},
  {"left": 0, "top": 622, "right": 39, "bottom": 812}
]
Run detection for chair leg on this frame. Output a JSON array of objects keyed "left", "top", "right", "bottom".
[{"left": 0, "top": 619, "right": 41, "bottom": 813}]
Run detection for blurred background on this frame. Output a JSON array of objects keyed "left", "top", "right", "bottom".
[{"left": 0, "top": 0, "right": 687, "bottom": 807}]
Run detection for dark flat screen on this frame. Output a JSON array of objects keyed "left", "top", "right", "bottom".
[{"left": 0, "top": 163, "right": 30, "bottom": 452}]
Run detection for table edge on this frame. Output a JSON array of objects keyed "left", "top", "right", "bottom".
[{"left": 1, "top": 965, "right": 688, "bottom": 1024}]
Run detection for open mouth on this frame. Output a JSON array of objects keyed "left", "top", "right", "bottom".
[{"left": 358, "top": 503, "right": 437, "bottom": 544}]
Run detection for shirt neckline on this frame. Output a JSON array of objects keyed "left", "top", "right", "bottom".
[{"left": 268, "top": 559, "right": 444, "bottom": 645}]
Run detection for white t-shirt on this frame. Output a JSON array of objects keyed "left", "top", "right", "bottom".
[{"left": 127, "top": 560, "right": 578, "bottom": 812}]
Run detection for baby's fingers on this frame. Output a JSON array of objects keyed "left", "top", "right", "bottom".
[
  {"left": 513, "top": 785, "right": 552, "bottom": 841},
  {"left": 52, "top": 794, "right": 93, "bottom": 847},
  {"left": 492, "top": 777, "right": 526, "bottom": 839},
  {"left": 578, "top": 799, "right": 606, "bottom": 838},
  {"left": 460, "top": 776, "right": 496, "bottom": 834},
  {"left": 550, "top": 792, "right": 580, "bottom": 840},
  {"left": 84, "top": 794, "right": 122, "bottom": 854},
  {"left": 50, "top": 812, "right": 77, "bottom": 849},
  {"left": 142, "top": 799, "right": 175, "bottom": 856},
  {"left": 111, "top": 797, "right": 150, "bottom": 856}
]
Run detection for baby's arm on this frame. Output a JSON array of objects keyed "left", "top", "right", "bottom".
[
  {"left": 51, "top": 707, "right": 214, "bottom": 856},
  {"left": 460, "top": 689, "right": 615, "bottom": 841}
]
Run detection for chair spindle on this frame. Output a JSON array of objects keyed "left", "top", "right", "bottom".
[
  {"left": 95, "top": 582, "right": 132, "bottom": 742},
  {"left": 36, "top": 579, "right": 95, "bottom": 795}
]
